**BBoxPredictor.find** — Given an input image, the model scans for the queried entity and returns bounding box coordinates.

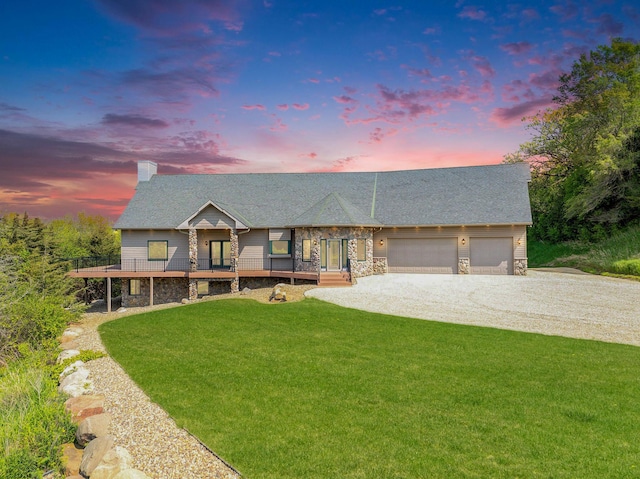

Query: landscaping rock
[90,446,132,479]
[59,367,94,397]
[76,413,112,447]
[60,340,80,351]
[270,283,287,301]
[60,329,81,343]
[60,360,85,380]
[80,435,115,478]
[113,469,152,479]
[62,442,83,476]
[241,287,251,295]
[65,395,105,423]
[181,298,190,304]
[116,307,127,313]
[57,349,81,364]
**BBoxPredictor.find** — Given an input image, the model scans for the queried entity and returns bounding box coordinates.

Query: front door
[327,239,341,271]
[210,240,231,268]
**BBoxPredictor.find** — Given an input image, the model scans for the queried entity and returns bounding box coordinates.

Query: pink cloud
[307,78,320,84]
[489,97,553,126]
[550,1,579,20]
[298,152,317,159]
[241,104,266,111]
[422,27,438,35]
[276,104,289,111]
[522,8,540,21]
[292,103,309,110]
[590,13,623,36]
[471,56,495,78]
[333,95,356,105]
[458,6,488,21]
[268,114,287,132]
[500,41,533,55]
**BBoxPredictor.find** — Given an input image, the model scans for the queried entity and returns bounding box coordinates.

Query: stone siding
[373,257,387,275]
[294,227,375,278]
[122,278,189,307]
[514,259,528,276]
[188,229,197,272]
[458,258,470,274]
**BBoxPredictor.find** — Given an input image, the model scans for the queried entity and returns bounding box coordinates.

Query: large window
[302,239,311,262]
[357,239,366,262]
[270,240,291,255]
[147,240,168,261]
[129,279,141,296]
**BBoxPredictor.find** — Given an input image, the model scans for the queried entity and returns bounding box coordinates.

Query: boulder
[60,329,80,343]
[113,469,152,479]
[116,307,127,313]
[60,360,85,380]
[76,413,112,447]
[62,442,83,476]
[240,287,251,295]
[65,395,105,423]
[79,435,115,478]
[90,446,132,479]
[57,349,80,364]
[181,298,190,304]
[59,367,94,397]
[269,283,287,301]
[59,340,80,351]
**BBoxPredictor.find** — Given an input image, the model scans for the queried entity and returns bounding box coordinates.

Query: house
[69,160,532,309]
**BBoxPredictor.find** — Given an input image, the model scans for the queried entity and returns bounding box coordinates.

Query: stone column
[458,258,470,274]
[230,229,240,293]
[188,228,198,272]
[514,259,528,276]
[188,279,198,300]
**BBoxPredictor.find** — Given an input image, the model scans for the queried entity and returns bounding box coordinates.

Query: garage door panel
[470,237,512,275]
[388,238,458,274]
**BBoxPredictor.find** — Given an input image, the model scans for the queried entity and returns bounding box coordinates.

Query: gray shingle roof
[114,163,532,229]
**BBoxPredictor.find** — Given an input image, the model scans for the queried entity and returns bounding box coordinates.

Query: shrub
[611,259,640,276]
[0,357,76,479]
[49,350,105,379]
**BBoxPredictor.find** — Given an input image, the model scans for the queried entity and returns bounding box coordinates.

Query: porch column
[149,276,154,306]
[230,229,239,293]
[188,228,198,272]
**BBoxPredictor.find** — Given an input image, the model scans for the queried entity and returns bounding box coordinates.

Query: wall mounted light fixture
[313,239,318,246]
[380,239,384,246]
[517,239,522,246]
[461,238,466,246]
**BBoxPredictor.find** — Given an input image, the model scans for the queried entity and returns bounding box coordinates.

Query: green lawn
[99,299,640,479]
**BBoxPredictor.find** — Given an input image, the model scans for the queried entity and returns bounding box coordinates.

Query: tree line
[507,38,640,243]
[0,212,119,365]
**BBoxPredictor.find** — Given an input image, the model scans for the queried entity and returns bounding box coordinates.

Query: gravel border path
[306,270,640,347]
[76,304,242,479]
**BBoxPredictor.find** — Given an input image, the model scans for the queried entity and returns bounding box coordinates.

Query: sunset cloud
[102,114,170,129]
[292,103,310,110]
[241,104,266,111]
[500,41,533,55]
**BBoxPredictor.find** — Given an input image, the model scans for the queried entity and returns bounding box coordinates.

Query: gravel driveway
[306,270,640,347]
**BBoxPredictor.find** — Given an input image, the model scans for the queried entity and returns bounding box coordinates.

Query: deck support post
[106,277,112,313]
[149,276,154,306]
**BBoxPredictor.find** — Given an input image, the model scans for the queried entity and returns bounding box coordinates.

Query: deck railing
[69,256,296,273]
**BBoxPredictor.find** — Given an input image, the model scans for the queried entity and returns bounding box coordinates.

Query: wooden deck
[68,266,319,282]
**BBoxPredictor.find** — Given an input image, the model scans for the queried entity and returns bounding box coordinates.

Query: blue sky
[1,0,639,219]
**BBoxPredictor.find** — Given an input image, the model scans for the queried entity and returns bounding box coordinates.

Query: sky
[1,1,639,221]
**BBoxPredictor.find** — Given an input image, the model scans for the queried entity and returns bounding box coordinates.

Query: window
[270,240,291,255]
[129,279,141,296]
[357,239,366,262]
[197,281,209,295]
[302,239,311,262]
[148,240,168,261]
[320,239,327,268]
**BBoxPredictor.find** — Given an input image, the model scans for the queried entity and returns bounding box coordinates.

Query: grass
[100,299,640,479]
[528,224,640,275]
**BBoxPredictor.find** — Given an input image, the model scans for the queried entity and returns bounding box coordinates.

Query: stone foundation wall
[122,278,189,307]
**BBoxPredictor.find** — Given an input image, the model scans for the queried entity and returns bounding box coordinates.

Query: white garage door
[388,238,458,273]
[470,237,513,275]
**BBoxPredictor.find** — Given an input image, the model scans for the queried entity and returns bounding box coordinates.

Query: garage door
[470,237,513,275]
[388,238,458,273]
